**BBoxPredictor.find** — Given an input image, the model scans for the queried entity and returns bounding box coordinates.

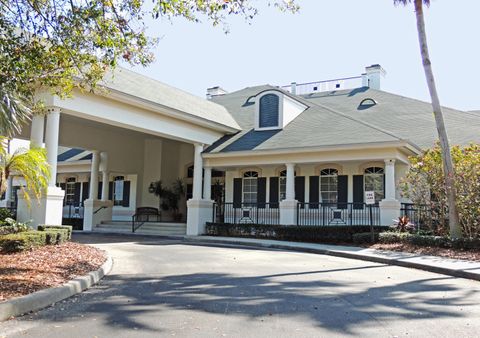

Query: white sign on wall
[365,191,376,205]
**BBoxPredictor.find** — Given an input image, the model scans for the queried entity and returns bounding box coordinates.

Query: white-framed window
[364,167,385,203]
[65,177,76,205]
[259,94,280,128]
[113,176,125,206]
[320,168,338,204]
[278,169,297,201]
[243,171,258,205]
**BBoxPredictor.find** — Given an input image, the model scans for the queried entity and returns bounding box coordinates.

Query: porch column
[84,150,113,231]
[192,143,203,200]
[89,151,100,200]
[203,167,212,200]
[384,159,396,200]
[17,108,65,227]
[45,108,61,187]
[187,143,214,236]
[100,152,109,201]
[30,114,45,148]
[280,163,298,225]
[379,158,401,226]
[285,163,295,200]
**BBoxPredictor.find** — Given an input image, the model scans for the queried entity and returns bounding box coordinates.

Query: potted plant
[148,179,185,222]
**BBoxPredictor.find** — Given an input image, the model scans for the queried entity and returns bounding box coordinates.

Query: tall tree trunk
[413,0,462,239]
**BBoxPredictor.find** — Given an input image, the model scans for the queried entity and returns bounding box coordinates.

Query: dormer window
[259,94,280,128]
[255,90,307,131]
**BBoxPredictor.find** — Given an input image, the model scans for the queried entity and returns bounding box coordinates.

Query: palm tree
[0,86,31,139]
[394,0,461,238]
[0,141,50,204]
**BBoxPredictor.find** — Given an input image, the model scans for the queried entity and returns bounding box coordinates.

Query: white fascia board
[105,88,240,133]
[51,91,226,145]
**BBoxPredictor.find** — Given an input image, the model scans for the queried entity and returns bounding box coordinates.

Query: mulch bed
[367,243,480,261]
[0,242,106,302]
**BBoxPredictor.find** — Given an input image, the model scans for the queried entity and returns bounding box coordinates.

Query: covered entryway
[14,68,240,235]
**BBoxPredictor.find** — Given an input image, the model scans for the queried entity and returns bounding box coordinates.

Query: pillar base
[17,186,65,228]
[280,199,298,225]
[186,199,214,236]
[379,199,401,226]
[83,199,114,231]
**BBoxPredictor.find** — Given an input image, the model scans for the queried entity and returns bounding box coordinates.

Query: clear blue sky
[127,0,480,111]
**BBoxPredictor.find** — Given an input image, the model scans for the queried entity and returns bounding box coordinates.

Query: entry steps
[95,220,187,236]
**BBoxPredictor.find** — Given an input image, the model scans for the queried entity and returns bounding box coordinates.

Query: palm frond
[2,146,50,203]
[0,86,32,138]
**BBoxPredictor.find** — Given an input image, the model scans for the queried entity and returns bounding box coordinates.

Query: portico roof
[101,67,241,132]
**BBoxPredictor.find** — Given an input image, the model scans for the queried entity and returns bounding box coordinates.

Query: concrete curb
[185,236,480,282]
[0,252,113,322]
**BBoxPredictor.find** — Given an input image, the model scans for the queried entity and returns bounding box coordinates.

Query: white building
[5,65,480,235]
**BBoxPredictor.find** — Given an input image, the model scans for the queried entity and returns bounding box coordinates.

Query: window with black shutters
[259,94,280,128]
[320,169,338,203]
[65,177,76,205]
[364,167,385,203]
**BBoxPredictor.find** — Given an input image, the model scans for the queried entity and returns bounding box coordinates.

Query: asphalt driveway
[1,233,479,338]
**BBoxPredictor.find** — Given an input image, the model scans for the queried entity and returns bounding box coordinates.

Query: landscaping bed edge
[0,252,113,321]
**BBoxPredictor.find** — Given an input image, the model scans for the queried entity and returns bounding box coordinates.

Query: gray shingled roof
[303,88,480,149]
[101,68,240,131]
[206,86,480,154]
[207,85,404,153]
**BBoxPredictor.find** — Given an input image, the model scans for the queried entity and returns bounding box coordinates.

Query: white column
[17,108,65,227]
[100,152,109,201]
[192,143,203,200]
[203,167,212,200]
[384,159,396,200]
[4,176,12,206]
[89,151,100,200]
[280,163,298,225]
[45,108,60,186]
[30,114,45,148]
[285,163,295,200]
[187,143,213,236]
[379,158,400,225]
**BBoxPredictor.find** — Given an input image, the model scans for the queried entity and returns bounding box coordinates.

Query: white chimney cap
[206,86,228,99]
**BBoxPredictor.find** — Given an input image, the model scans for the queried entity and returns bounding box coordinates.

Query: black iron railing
[297,202,380,226]
[401,203,441,231]
[213,202,280,225]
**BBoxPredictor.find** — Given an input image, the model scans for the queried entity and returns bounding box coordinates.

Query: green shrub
[0,231,48,253]
[0,218,30,235]
[0,208,13,222]
[38,225,73,240]
[378,232,412,244]
[352,232,379,244]
[206,223,389,244]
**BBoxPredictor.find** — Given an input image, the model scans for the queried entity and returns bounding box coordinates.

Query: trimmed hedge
[0,231,48,253]
[0,226,72,253]
[206,223,389,244]
[352,232,379,244]
[378,232,480,250]
[38,225,73,240]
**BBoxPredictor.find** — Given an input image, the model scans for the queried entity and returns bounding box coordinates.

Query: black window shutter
[257,177,267,208]
[295,176,305,203]
[108,182,113,200]
[122,181,130,207]
[309,176,319,209]
[233,178,242,208]
[337,175,348,209]
[98,182,102,200]
[59,183,66,206]
[82,182,89,203]
[353,175,364,209]
[74,183,81,206]
[269,177,279,208]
